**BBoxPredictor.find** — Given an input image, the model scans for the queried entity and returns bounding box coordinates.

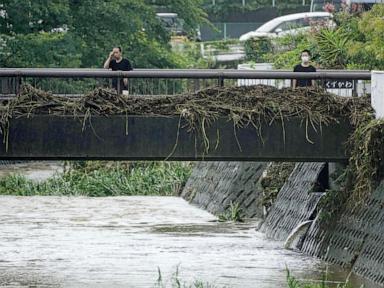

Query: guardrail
[0,68,371,97]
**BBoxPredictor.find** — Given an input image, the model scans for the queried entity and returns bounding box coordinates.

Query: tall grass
[155,267,224,288]
[0,161,193,197]
[287,269,357,288]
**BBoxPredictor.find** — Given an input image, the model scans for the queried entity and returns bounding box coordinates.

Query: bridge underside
[0,116,352,162]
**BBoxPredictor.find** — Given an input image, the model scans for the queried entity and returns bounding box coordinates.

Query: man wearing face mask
[292,50,316,89]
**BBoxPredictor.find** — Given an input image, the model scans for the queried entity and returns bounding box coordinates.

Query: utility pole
[272,0,276,7]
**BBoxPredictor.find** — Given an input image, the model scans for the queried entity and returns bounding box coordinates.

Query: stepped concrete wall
[302,181,384,284]
[181,161,267,218]
[181,161,384,285]
[261,162,326,241]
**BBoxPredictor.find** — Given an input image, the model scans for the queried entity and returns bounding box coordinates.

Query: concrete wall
[302,181,384,283]
[261,162,326,241]
[181,161,384,285]
[181,161,267,218]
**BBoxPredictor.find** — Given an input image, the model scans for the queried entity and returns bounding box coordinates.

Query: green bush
[244,37,273,63]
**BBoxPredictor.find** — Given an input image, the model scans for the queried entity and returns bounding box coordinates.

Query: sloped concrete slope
[181,161,267,218]
[302,181,384,284]
[261,162,326,241]
[353,182,384,282]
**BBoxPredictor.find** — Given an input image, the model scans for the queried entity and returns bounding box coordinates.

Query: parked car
[239,12,333,41]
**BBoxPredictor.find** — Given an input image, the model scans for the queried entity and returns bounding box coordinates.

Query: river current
[0,163,379,287]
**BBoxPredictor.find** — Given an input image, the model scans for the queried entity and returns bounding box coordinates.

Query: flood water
[0,163,380,288]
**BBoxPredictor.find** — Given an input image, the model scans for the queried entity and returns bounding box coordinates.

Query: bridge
[0,68,373,162]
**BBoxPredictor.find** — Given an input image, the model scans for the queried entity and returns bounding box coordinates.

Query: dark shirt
[293,64,316,87]
[108,58,132,90]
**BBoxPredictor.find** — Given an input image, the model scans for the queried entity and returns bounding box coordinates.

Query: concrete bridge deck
[0,115,351,162]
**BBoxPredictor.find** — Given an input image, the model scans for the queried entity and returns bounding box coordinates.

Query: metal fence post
[15,76,21,95]
[117,76,121,94]
[218,76,224,87]
[352,79,358,97]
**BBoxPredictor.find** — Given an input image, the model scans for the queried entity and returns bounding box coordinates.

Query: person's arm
[103,51,114,69]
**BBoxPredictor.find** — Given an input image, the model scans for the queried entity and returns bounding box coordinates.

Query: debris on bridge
[1,83,372,122]
[0,83,373,153]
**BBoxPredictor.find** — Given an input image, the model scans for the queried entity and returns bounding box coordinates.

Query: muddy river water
[0,163,380,287]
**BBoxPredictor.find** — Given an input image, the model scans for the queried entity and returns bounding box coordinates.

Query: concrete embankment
[181,162,384,286]
[181,161,267,219]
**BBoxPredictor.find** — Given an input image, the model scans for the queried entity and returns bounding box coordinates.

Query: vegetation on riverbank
[218,202,245,222]
[320,118,384,221]
[287,269,353,288]
[0,161,193,197]
[155,267,223,288]
[261,162,296,211]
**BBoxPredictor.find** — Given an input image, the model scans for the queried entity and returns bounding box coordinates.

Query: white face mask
[301,56,310,63]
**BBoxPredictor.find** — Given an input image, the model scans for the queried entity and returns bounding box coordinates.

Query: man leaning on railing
[103,47,133,95]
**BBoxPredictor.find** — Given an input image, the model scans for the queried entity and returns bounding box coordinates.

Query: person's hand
[109,51,114,59]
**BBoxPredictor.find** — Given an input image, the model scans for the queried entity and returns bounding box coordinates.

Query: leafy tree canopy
[0,0,208,68]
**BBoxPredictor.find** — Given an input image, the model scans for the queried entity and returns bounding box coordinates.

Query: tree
[0,0,209,68]
[0,0,70,34]
[346,4,384,69]
[146,0,208,33]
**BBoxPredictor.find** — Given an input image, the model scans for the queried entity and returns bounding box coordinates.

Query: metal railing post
[15,76,21,95]
[352,79,358,97]
[218,76,224,87]
[117,76,121,94]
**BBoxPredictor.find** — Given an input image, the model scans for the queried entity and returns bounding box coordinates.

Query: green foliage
[0,161,193,197]
[0,0,209,69]
[172,41,211,69]
[1,32,82,67]
[286,268,355,288]
[148,0,208,34]
[0,0,70,34]
[218,202,244,222]
[268,4,384,70]
[261,162,295,210]
[270,33,314,69]
[346,4,384,70]
[346,119,384,206]
[315,28,350,68]
[320,118,384,223]
[244,37,273,63]
[155,267,223,288]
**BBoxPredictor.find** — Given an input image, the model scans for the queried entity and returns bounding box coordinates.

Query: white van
[239,12,333,41]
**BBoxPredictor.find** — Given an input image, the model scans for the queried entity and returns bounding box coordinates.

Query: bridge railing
[0,68,371,98]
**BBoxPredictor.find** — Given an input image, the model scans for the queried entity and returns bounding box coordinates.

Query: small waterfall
[284,220,313,250]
